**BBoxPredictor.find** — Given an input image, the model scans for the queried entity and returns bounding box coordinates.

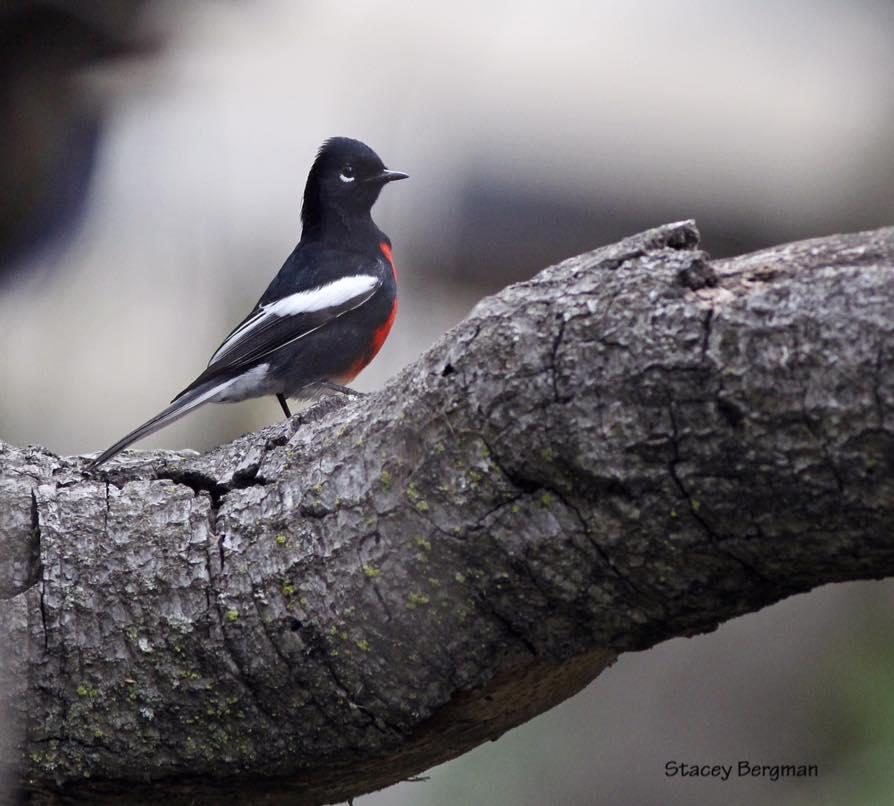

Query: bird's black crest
[314,136,381,166]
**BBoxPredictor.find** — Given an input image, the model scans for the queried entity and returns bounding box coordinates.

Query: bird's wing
[172,271,382,401]
[212,272,382,367]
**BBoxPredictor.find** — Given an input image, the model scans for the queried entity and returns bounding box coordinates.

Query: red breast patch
[338,245,398,383]
[380,242,397,279]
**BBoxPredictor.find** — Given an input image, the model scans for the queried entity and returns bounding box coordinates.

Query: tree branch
[2,220,893,804]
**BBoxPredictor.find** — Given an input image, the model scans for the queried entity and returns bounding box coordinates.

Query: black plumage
[86,137,407,470]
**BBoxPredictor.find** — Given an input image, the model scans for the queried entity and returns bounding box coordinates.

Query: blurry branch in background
[2,221,894,804]
[0,0,157,278]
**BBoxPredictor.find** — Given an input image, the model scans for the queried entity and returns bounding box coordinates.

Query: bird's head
[301,137,407,233]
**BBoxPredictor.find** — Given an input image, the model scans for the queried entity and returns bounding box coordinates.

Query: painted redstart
[86,137,407,469]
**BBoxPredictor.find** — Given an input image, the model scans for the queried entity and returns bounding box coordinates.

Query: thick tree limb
[2,220,894,804]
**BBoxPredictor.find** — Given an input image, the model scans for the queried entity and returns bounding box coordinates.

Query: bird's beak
[369,169,409,184]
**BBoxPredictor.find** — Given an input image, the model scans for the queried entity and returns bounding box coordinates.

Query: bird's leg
[277,393,292,418]
[319,382,367,398]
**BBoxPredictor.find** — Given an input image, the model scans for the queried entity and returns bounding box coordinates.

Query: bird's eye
[339,165,355,183]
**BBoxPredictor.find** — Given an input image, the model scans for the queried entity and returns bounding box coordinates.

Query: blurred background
[1,1,893,803]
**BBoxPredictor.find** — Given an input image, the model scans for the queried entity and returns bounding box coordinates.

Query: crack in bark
[547,485,672,624]
[370,581,394,623]
[476,595,539,659]
[700,307,714,358]
[666,401,769,583]
[217,531,226,575]
[799,389,845,495]
[550,314,569,404]
[478,437,657,614]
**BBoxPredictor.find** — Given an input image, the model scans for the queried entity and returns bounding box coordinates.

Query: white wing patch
[263,275,379,317]
[210,275,379,364]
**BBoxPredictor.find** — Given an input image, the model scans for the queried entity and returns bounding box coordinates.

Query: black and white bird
[86,137,407,469]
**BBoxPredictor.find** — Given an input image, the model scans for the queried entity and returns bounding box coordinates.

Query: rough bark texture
[2,220,894,804]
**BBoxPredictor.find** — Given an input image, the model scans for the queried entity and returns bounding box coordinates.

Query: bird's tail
[84,380,227,470]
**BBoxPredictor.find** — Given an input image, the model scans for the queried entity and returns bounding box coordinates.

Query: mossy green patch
[226,610,240,623]
[406,592,430,609]
[356,639,370,651]
[362,564,381,578]
[274,534,288,546]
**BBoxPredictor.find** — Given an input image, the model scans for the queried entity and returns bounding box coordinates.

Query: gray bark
[2,220,893,804]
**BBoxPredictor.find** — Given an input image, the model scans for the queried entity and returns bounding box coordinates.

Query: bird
[85,137,407,470]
